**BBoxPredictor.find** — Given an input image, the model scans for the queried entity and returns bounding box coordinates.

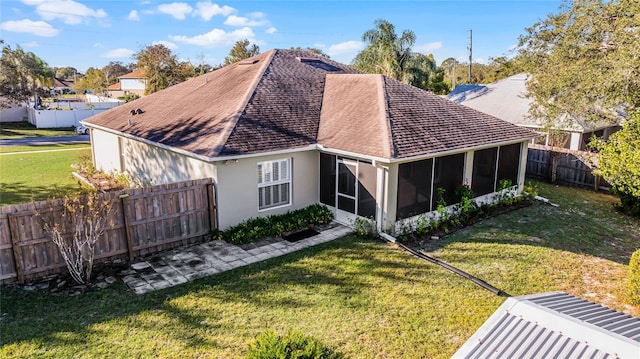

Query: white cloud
[93,42,104,47]
[103,48,135,58]
[157,2,193,20]
[414,41,442,53]
[265,26,277,34]
[194,1,235,21]
[170,27,256,48]
[22,0,107,25]
[224,13,268,27]
[327,41,364,56]
[22,41,39,48]
[128,10,140,21]
[474,57,487,65]
[152,40,178,50]
[0,19,58,37]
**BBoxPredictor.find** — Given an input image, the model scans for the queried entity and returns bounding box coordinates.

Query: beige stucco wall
[91,129,121,173]
[120,137,217,185]
[91,129,217,185]
[215,151,319,230]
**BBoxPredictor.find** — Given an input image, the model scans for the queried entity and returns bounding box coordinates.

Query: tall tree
[352,19,416,82]
[102,61,130,85]
[134,44,194,94]
[290,46,330,58]
[74,68,107,95]
[53,67,78,79]
[224,39,260,65]
[0,42,54,108]
[518,0,640,127]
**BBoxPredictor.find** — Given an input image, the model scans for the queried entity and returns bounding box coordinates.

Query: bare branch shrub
[36,192,115,284]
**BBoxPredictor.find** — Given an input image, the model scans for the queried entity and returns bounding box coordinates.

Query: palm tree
[354,19,416,82]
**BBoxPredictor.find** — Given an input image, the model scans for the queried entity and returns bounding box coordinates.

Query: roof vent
[297,56,322,63]
[238,59,259,65]
[129,109,136,115]
[136,108,144,114]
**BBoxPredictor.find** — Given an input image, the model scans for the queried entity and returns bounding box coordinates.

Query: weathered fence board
[0,178,215,284]
[526,144,607,190]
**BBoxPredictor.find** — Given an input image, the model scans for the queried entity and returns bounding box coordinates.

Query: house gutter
[379,232,508,297]
[82,125,536,166]
[387,137,536,164]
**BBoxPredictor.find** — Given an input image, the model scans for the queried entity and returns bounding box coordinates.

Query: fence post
[206,182,217,231]
[8,215,25,284]
[120,194,135,261]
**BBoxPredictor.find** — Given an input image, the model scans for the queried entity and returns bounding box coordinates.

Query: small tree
[37,192,115,284]
[591,111,640,216]
[224,39,260,65]
[627,249,640,305]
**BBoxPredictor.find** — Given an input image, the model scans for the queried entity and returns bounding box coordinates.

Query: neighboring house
[83,49,536,231]
[107,70,146,98]
[447,73,622,151]
[453,291,640,358]
[50,77,75,95]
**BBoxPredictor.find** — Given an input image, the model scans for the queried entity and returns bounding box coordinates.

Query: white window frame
[257,158,292,211]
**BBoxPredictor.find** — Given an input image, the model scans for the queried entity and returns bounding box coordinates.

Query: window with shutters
[257,158,291,210]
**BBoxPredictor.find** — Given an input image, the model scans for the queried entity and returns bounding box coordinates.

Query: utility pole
[468,29,472,83]
[452,60,457,89]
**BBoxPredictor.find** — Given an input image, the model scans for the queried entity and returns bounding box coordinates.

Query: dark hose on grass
[380,233,509,297]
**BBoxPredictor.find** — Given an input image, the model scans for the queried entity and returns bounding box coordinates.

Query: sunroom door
[336,158,358,224]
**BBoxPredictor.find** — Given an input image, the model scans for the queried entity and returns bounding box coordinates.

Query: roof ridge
[377,75,394,158]
[211,49,277,156]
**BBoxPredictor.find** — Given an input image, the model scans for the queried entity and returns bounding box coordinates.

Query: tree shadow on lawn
[415,201,639,265]
[0,236,420,350]
[0,182,81,206]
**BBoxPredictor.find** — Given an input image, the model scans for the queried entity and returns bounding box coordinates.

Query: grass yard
[1,182,639,358]
[0,122,76,138]
[0,146,89,205]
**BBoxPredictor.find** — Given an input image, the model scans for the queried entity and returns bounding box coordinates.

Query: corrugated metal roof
[453,292,640,359]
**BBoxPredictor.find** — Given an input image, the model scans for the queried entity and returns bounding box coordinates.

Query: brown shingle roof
[118,70,146,79]
[84,49,537,160]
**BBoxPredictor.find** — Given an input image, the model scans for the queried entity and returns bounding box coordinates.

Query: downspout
[379,232,508,297]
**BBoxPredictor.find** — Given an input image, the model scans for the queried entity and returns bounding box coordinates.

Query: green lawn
[0,146,89,205]
[1,182,638,358]
[0,122,76,138]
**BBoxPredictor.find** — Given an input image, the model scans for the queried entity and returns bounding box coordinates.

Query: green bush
[218,204,334,244]
[627,249,640,305]
[245,330,344,359]
[352,217,378,238]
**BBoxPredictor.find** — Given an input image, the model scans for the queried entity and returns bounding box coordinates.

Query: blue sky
[0,0,562,73]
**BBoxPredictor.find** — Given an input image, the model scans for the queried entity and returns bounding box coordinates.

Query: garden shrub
[353,216,378,238]
[217,204,334,244]
[245,330,344,359]
[627,249,640,305]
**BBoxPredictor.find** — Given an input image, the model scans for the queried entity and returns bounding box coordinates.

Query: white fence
[0,106,28,122]
[27,108,109,128]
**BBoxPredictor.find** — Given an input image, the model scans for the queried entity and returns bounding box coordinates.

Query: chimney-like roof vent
[296,56,322,63]
[238,59,259,65]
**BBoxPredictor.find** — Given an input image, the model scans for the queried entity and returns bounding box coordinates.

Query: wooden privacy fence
[0,178,216,284]
[526,144,608,190]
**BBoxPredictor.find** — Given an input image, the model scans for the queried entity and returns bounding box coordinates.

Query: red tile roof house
[82,49,537,232]
[106,69,147,98]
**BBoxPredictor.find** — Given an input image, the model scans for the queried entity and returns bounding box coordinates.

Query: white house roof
[448,74,533,127]
[447,74,623,133]
[453,291,640,359]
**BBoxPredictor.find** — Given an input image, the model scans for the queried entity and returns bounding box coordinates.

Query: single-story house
[107,70,146,98]
[82,49,537,231]
[50,77,75,95]
[447,73,622,151]
[453,291,640,358]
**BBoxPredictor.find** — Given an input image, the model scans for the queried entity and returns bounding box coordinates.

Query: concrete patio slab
[120,223,351,294]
